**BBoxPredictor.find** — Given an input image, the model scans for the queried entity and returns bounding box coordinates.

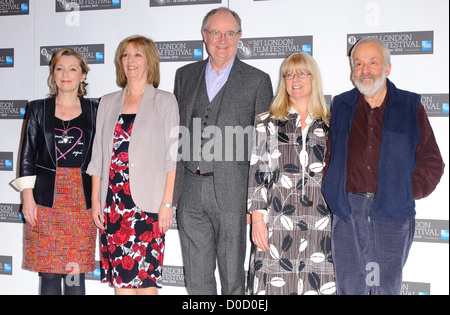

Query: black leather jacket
[19,97,98,209]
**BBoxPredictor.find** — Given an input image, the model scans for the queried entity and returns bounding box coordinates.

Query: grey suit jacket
[173,57,273,212]
[87,84,179,214]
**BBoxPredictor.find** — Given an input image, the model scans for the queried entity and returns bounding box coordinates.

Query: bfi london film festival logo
[0,256,13,275]
[0,48,14,68]
[237,36,313,60]
[85,261,101,281]
[40,44,105,66]
[150,0,220,7]
[157,41,203,62]
[55,0,120,12]
[347,31,434,55]
[161,265,185,287]
[421,94,449,117]
[83,262,185,285]
[0,152,13,171]
[0,0,29,16]
[414,219,449,244]
[0,100,27,119]
[55,0,120,26]
[0,203,23,223]
[400,282,431,295]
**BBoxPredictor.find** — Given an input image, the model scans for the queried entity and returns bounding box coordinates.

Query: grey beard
[352,73,386,98]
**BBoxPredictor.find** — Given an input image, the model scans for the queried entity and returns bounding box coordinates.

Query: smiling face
[285,65,312,104]
[202,10,242,71]
[53,55,86,95]
[121,42,149,84]
[351,42,391,98]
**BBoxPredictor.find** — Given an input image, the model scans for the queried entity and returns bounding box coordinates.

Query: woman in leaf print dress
[247,52,335,295]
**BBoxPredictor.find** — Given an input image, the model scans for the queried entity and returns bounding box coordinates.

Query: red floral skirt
[23,167,96,274]
[100,114,165,289]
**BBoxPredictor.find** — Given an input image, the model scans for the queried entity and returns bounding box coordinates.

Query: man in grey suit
[173,7,273,295]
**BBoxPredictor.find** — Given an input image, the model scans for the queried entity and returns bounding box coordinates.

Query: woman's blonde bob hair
[114,35,160,88]
[269,52,330,125]
[47,47,90,97]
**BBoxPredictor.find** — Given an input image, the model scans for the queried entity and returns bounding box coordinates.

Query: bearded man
[322,38,444,295]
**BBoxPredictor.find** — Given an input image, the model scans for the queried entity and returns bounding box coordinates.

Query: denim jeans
[332,192,415,295]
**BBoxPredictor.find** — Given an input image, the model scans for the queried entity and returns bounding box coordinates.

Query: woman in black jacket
[11,48,98,295]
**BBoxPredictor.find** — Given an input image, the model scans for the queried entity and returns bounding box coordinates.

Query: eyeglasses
[284,73,311,80]
[204,29,241,40]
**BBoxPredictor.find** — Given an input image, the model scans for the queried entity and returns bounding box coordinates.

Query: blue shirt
[205,57,235,102]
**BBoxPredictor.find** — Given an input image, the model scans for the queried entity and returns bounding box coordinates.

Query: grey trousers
[177,169,247,295]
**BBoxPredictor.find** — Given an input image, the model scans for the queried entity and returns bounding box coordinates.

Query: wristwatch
[161,202,174,208]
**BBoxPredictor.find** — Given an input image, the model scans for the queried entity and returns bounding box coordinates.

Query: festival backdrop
[0,0,448,295]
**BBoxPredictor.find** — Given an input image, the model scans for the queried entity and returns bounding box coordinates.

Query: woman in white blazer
[87,35,179,295]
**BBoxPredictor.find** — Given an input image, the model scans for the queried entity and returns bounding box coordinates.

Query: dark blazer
[15,97,98,209]
[173,57,273,212]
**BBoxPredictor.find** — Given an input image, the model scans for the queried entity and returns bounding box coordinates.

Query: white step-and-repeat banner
[1,0,448,295]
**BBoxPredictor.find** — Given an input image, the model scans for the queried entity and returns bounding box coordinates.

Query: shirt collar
[206,57,235,77]
[288,106,313,124]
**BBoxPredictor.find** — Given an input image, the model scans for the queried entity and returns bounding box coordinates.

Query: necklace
[56,97,80,119]
[61,119,71,143]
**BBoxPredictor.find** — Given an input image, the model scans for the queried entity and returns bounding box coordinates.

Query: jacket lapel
[107,89,126,162]
[43,97,57,167]
[184,60,207,130]
[80,97,92,168]
[134,84,156,128]
[217,57,243,115]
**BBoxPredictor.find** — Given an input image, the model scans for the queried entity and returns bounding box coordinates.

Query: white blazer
[87,84,179,214]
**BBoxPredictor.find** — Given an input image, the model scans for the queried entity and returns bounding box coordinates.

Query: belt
[196,169,214,177]
[356,192,375,198]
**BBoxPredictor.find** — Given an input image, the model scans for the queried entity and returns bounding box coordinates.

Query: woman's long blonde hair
[269,52,330,125]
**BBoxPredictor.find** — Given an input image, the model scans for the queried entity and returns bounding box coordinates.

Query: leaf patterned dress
[247,110,336,295]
